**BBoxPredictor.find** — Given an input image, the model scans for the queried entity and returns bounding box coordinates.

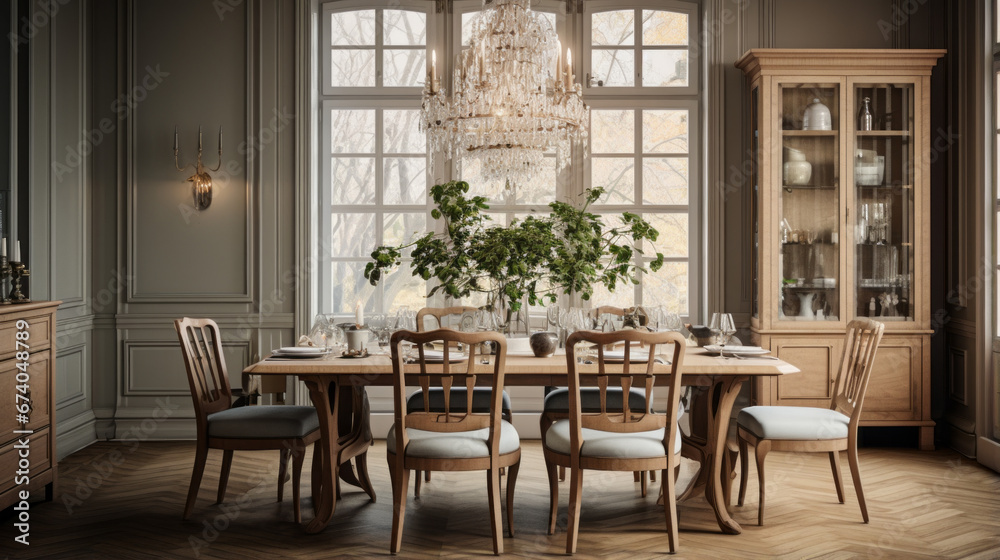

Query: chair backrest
[563,329,687,453]
[390,328,507,447]
[174,318,233,427]
[416,306,479,332]
[830,318,885,424]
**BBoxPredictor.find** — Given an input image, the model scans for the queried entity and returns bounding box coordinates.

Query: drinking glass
[708,312,722,345]
[720,313,737,347]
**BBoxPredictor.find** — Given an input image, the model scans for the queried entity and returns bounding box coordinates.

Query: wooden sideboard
[0,301,60,511]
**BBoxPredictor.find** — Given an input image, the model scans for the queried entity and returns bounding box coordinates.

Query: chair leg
[217,450,234,504]
[566,466,584,554]
[277,448,290,503]
[722,446,734,507]
[425,470,431,482]
[292,445,306,523]
[487,467,504,555]
[829,451,845,504]
[559,465,566,482]
[847,444,869,523]
[640,470,648,498]
[650,470,656,482]
[390,466,410,554]
[414,470,422,497]
[505,459,520,538]
[545,458,559,535]
[754,440,771,526]
[634,471,641,483]
[662,466,678,554]
[184,443,209,519]
[737,436,749,507]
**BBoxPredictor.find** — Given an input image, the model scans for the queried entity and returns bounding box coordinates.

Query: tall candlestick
[355,301,364,328]
[430,50,438,93]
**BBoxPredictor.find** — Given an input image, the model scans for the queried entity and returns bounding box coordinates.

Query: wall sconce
[174,125,222,210]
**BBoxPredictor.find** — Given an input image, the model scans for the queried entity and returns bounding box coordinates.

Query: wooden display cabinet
[736,49,944,450]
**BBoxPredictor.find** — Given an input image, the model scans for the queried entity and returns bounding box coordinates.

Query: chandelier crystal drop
[420,0,589,194]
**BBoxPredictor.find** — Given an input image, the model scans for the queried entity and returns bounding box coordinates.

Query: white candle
[1,238,6,258]
[430,50,438,93]
[14,241,20,262]
[555,39,562,81]
[355,301,364,327]
[566,48,573,89]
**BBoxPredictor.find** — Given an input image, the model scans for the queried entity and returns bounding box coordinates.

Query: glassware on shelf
[858,96,873,131]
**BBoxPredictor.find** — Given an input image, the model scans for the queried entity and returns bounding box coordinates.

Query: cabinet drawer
[0,427,52,497]
[0,312,52,360]
[0,351,52,435]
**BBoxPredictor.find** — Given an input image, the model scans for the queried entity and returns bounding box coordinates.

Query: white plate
[704,345,770,356]
[600,349,651,363]
[275,346,326,354]
[417,350,468,363]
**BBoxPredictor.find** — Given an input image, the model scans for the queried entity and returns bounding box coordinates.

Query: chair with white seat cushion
[410,306,513,496]
[736,318,884,525]
[543,329,687,554]
[387,328,520,555]
[174,317,322,522]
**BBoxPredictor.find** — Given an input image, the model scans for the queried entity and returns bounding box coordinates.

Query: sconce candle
[175,124,223,210]
[1,238,6,258]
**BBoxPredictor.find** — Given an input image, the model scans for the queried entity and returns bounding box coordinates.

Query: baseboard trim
[56,411,98,460]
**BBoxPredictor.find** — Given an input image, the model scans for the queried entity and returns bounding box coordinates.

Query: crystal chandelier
[420,0,589,193]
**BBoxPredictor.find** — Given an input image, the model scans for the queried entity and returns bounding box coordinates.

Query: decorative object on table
[420,0,588,195]
[801,98,832,130]
[174,125,223,211]
[686,324,714,347]
[782,146,812,185]
[365,181,663,332]
[529,331,558,357]
[858,96,873,130]
[796,292,816,318]
[344,325,369,354]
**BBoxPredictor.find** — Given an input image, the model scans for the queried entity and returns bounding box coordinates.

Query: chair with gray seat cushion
[411,306,513,496]
[174,317,323,522]
[736,318,884,525]
[387,328,520,555]
[543,329,687,554]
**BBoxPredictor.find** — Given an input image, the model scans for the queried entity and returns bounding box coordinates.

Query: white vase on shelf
[802,98,832,130]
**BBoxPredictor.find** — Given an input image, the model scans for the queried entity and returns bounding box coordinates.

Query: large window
[317,0,700,318]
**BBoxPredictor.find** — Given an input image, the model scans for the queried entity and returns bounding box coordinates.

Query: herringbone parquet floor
[1,440,998,559]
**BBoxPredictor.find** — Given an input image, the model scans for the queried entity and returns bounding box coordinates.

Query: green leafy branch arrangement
[364,181,664,319]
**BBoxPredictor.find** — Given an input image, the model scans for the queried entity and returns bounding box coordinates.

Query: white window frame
[582,0,699,98]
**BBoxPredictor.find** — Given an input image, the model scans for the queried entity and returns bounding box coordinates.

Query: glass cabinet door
[853,83,915,322]
[777,83,841,322]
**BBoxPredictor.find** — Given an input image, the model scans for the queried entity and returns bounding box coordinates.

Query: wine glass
[708,312,722,346]
[720,313,737,348]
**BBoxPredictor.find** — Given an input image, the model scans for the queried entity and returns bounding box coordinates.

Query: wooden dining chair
[541,305,659,493]
[387,328,520,555]
[543,329,687,554]
[174,317,321,522]
[736,318,885,525]
[409,306,512,496]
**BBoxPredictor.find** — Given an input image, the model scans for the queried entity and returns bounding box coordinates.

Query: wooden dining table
[244,345,798,536]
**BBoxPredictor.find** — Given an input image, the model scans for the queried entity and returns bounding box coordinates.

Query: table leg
[704,375,747,535]
[302,377,339,534]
